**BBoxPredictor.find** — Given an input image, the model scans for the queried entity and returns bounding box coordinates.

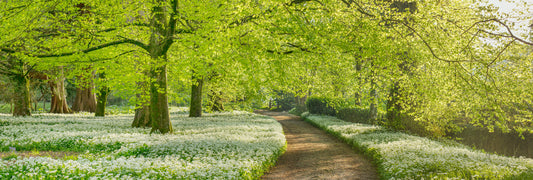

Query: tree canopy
[0,0,532,135]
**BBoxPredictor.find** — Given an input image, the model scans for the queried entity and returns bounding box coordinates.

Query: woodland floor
[255,110,379,180]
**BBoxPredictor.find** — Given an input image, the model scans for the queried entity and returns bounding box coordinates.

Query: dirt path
[256,110,379,180]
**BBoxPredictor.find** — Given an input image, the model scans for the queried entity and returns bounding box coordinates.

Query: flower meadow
[302,113,533,180]
[0,109,286,179]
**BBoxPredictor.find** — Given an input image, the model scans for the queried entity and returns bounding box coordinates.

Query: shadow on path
[255,110,379,180]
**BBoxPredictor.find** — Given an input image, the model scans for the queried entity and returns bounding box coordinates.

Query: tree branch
[340,0,376,18]
[266,49,294,54]
[392,19,467,63]
[288,0,313,6]
[162,0,179,54]
[474,19,533,46]
[36,38,149,58]
[0,47,16,54]
[76,50,139,63]
[287,43,312,53]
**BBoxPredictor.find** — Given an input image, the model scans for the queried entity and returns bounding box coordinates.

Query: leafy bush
[336,107,373,124]
[305,97,336,116]
[288,105,307,116]
[303,114,533,179]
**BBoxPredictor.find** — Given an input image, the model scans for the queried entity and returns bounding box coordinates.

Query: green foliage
[306,97,335,116]
[288,105,306,116]
[336,108,373,124]
[1,153,18,161]
[105,105,135,115]
[0,0,531,151]
[305,96,349,116]
[270,91,298,112]
[0,103,11,114]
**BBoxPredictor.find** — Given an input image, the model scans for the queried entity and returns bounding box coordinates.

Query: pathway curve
[256,110,379,180]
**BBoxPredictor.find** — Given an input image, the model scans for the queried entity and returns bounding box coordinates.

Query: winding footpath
[256,110,379,180]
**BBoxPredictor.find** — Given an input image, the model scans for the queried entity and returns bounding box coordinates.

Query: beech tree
[0,54,32,116]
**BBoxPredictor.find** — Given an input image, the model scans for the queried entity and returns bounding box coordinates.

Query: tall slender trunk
[354,56,363,106]
[369,72,378,122]
[12,75,31,116]
[189,74,203,117]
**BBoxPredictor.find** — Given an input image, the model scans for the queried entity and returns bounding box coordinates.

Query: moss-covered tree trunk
[145,1,177,134]
[149,63,171,133]
[95,85,110,117]
[12,75,31,116]
[189,75,204,117]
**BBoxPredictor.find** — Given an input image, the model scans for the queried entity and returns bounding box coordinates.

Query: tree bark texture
[133,105,151,127]
[95,86,110,117]
[72,67,97,112]
[48,76,72,113]
[12,75,31,116]
[72,86,97,112]
[189,75,204,117]
[149,64,171,133]
[145,1,175,134]
[132,76,152,127]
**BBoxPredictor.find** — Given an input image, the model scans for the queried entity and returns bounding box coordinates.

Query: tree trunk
[189,74,204,117]
[369,77,378,122]
[95,86,110,117]
[145,0,177,134]
[133,105,151,127]
[12,75,31,116]
[72,86,97,112]
[132,77,151,127]
[149,63,171,133]
[72,68,97,112]
[49,76,72,113]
